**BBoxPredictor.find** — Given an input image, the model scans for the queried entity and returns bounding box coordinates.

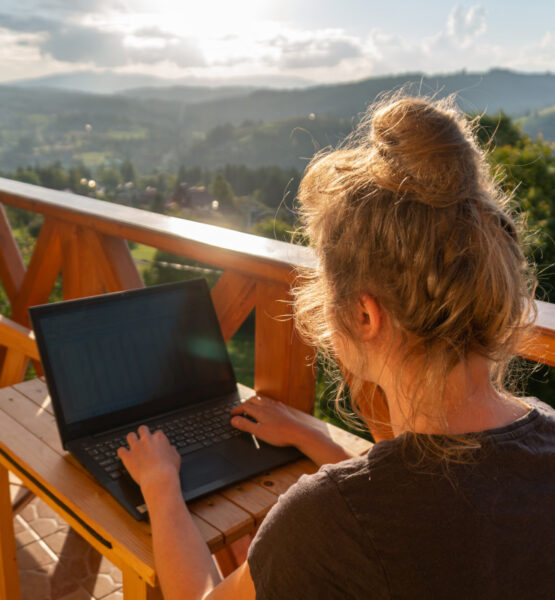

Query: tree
[475,111,523,148]
[476,114,555,406]
[120,160,136,183]
[210,173,234,212]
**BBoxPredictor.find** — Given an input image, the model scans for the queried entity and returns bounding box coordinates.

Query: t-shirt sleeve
[247,469,389,600]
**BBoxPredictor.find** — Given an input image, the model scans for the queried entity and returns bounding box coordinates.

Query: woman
[118,96,555,599]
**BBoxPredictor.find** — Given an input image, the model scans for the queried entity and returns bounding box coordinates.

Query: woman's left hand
[117,425,181,492]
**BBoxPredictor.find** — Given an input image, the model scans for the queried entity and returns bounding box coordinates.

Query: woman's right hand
[230,394,357,466]
[230,394,310,448]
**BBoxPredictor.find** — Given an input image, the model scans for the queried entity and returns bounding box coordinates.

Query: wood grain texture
[0,464,21,600]
[219,481,278,526]
[91,232,144,292]
[0,316,39,360]
[121,566,163,600]
[0,387,62,454]
[0,204,25,306]
[517,301,555,366]
[11,218,62,326]
[254,281,316,411]
[60,223,84,300]
[189,494,254,544]
[0,350,28,388]
[251,465,300,496]
[12,378,52,412]
[211,270,256,342]
[0,178,313,284]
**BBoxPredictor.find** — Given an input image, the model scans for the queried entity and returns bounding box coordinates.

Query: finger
[252,394,276,404]
[234,401,263,420]
[231,415,259,435]
[126,431,138,446]
[117,446,128,459]
[138,425,151,438]
[153,429,168,441]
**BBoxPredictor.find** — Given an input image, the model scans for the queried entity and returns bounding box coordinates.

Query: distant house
[173,183,216,212]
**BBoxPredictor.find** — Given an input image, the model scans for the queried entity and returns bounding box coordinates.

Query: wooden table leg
[122,566,163,600]
[0,464,21,600]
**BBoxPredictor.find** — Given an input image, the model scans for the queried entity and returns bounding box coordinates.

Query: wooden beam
[59,223,105,300]
[0,178,313,285]
[83,229,144,292]
[60,223,83,300]
[0,350,28,388]
[11,218,62,326]
[122,567,163,600]
[254,281,316,411]
[0,204,25,306]
[0,316,39,361]
[0,464,21,600]
[517,300,555,367]
[211,270,256,342]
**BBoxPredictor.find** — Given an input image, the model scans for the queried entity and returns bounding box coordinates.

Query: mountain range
[0,68,553,173]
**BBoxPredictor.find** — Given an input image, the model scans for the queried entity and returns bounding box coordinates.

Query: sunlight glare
[147,0,267,37]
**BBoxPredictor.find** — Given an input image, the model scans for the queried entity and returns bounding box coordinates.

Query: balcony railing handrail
[0,177,314,284]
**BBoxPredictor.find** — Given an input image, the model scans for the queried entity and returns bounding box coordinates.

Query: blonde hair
[294,94,536,460]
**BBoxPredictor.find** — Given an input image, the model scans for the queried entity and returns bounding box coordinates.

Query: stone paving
[10,472,123,600]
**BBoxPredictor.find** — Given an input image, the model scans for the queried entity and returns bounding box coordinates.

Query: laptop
[29,279,302,521]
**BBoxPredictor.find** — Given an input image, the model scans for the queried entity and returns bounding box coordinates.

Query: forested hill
[154,69,555,130]
[1,69,554,172]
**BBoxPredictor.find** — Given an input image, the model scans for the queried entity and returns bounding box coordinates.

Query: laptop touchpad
[180,452,238,490]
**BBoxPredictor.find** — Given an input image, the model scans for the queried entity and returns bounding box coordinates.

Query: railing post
[254,280,316,411]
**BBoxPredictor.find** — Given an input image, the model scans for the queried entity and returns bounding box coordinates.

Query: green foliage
[251,217,293,243]
[519,105,555,141]
[210,173,234,211]
[487,132,555,301]
[120,160,136,183]
[142,250,221,289]
[96,165,122,189]
[475,111,523,147]
[472,114,555,406]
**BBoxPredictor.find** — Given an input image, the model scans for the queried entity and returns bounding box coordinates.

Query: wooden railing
[0,177,553,435]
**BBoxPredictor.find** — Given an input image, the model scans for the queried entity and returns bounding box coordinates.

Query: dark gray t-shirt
[248,399,555,599]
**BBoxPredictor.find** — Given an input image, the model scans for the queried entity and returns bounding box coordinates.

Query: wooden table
[0,379,371,599]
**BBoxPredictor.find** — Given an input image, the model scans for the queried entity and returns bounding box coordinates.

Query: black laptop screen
[31,280,237,440]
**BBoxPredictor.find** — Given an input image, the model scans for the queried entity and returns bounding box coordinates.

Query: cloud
[133,26,176,40]
[0,14,205,68]
[0,13,55,33]
[129,38,205,68]
[267,30,363,69]
[42,26,129,67]
[0,2,552,83]
[446,4,486,46]
[358,5,494,76]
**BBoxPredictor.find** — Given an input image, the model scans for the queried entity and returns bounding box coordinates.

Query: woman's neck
[380,354,529,437]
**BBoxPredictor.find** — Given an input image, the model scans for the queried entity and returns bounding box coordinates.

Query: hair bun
[369,98,480,207]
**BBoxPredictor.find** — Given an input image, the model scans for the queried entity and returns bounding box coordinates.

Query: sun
[141,0,269,38]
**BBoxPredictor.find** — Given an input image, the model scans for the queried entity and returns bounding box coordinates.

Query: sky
[0,0,553,85]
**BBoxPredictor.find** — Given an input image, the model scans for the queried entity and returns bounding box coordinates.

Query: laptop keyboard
[82,398,243,480]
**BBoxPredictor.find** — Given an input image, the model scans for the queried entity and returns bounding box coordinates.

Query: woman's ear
[358,295,381,341]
